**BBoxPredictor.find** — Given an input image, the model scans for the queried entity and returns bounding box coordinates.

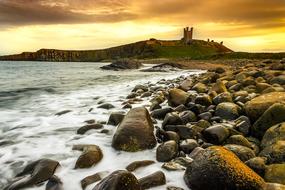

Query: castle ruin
[183,27,193,44]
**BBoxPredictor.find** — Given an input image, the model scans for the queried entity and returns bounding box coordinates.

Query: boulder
[168,88,191,106]
[156,140,178,162]
[226,135,252,148]
[259,140,285,164]
[5,159,59,190]
[179,111,197,124]
[138,171,166,190]
[194,94,212,106]
[112,107,156,152]
[97,103,115,110]
[245,157,267,177]
[100,59,142,70]
[192,83,207,93]
[265,183,285,190]
[180,79,193,91]
[252,103,285,139]
[203,125,230,144]
[73,145,103,169]
[179,139,199,154]
[81,172,105,190]
[210,81,228,94]
[107,112,125,126]
[164,125,200,140]
[46,175,63,190]
[213,92,233,105]
[77,124,103,134]
[126,160,155,172]
[93,170,141,190]
[270,75,285,85]
[245,92,285,121]
[224,144,256,162]
[184,146,265,190]
[261,122,285,148]
[151,107,173,120]
[264,164,285,184]
[162,112,183,127]
[215,102,241,120]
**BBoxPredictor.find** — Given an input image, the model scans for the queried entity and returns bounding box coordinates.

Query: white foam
[0,68,204,189]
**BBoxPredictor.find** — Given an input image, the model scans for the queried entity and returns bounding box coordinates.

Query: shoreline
[2,58,285,190]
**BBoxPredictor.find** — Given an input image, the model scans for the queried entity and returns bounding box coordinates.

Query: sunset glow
[0,0,285,54]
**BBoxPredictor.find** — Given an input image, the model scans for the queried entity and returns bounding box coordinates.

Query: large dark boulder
[156,140,178,162]
[245,92,285,122]
[112,107,156,152]
[215,102,241,120]
[5,159,59,190]
[100,59,142,70]
[184,146,265,190]
[252,103,285,139]
[93,170,141,190]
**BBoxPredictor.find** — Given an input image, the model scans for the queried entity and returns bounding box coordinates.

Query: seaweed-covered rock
[184,146,265,190]
[112,107,156,152]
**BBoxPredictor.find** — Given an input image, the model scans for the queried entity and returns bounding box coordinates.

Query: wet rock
[168,88,191,106]
[126,92,138,99]
[126,160,155,172]
[179,111,197,124]
[210,81,228,94]
[132,84,148,92]
[270,75,285,85]
[165,131,180,143]
[179,79,193,91]
[245,157,267,177]
[73,145,103,169]
[198,112,212,121]
[215,67,226,74]
[265,183,285,190]
[81,172,105,190]
[107,112,125,126]
[84,119,96,124]
[97,103,115,110]
[167,186,184,190]
[213,92,233,105]
[46,175,63,190]
[93,170,141,190]
[156,140,178,162]
[203,125,230,144]
[162,112,183,127]
[138,171,166,190]
[224,144,256,162]
[194,94,212,106]
[257,83,272,93]
[235,116,251,136]
[226,135,252,148]
[245,92,285,121]
[192,83,207,93]
[151,107,173,120]
[141,91,152,98]
[101,59,142,70]
[252,103,285,139]
[112,107,156,152]
[77,124,103,134]
[55,110,72,116]
[179,139,199,154]
[259,140,285,164]
[264,164,285,184]
[184,146,265,190]
[261,122,285,148]
[5,159,59,190]
[164,125,198,139]
[122,103,132,109]
[215,102,241,120]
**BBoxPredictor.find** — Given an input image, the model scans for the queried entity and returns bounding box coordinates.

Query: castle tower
[183,27,193,44]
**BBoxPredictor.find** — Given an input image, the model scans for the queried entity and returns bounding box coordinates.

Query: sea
[0,61,203,190]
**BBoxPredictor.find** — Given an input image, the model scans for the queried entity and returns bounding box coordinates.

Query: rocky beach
[1,58,285,190]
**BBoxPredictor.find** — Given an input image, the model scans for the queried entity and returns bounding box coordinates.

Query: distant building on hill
[183,27,193,44]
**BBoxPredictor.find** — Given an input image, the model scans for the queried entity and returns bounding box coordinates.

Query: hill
[0,39,233,62]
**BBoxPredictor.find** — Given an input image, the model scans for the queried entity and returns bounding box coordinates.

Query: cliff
[0,39,233,62]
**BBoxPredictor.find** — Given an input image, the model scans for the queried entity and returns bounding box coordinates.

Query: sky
[0,0,285,55]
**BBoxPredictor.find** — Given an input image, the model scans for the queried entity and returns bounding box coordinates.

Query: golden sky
[0,0,285,55]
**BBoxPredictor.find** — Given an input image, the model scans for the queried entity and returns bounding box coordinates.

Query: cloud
[0,0,136,26]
